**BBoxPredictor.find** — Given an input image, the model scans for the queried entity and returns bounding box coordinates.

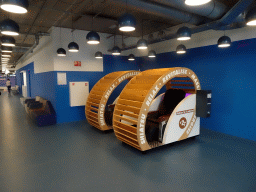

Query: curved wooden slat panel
[85,71,141,131]
[113,67,201,151]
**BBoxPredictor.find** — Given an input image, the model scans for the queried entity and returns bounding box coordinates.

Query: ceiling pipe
[144,0,227,20]
[122,0,254,51]
[110,0,206,25]
[15,35,40,66]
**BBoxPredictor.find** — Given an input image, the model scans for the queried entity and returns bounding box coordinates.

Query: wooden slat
[87,107,98,112]
[86,109,98,115]
[119,92,145,102]
[130,79,156,85]
[113,114,138,125]
[89,93,102,100]
[114,127,137,140]
[115,104,140,114]
[86,116,99,125]
[99,79,116,83]
[125,83,152,90]
[93,83,111,89]
[87,101,99,107]
[87,114,98,121]
[114,125,137,137]
[90,89,106,95]
[87,116,99,125]
[86,110,98,118]
[113,120,137,133]
[118,99,143,108]
[123,88,148,95]
[88,121,101,129]
[116,135,141,150]
[114,109,139,119]
[113,119,137,135]
[87,97,101,104]
[88,119,99,128]
[115,131,139,144]
[135,75,161,80]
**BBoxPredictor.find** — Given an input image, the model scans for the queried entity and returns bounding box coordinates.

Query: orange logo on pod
[179,117,187,129]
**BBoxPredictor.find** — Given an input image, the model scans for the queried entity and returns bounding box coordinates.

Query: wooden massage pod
[85,71,141,131]
[113,67,201,151]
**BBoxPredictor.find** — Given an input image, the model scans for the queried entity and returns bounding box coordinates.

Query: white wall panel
[123,25,256,56]
[52,27,110,72]
[69,82,89,107]
[15,34,54,73]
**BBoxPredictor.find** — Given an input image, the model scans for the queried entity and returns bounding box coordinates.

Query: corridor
[0,91,256,192]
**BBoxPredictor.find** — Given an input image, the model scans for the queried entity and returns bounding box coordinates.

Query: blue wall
[0,75,15,87]
[55,55,140,123]
[137,38,256,141]
[16,56,140,124]
[16,63,57,113]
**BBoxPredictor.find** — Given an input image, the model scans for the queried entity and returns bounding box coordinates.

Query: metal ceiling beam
[122,0,254,51]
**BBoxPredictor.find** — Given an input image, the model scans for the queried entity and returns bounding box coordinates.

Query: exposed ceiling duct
[15,35,40,66]
[122,0,255,51]
[144,0,228,20]
[110,0,206,25]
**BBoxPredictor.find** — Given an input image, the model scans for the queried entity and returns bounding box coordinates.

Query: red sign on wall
[74,61,81,67]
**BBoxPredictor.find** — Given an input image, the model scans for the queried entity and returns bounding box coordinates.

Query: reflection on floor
[0,91,256,192]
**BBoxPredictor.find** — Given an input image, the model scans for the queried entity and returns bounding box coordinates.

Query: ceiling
[1,0,255,68]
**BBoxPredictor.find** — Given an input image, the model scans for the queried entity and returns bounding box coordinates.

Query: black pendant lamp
[57,48,66,57]
[1,36,15,46]
[0,0,29,14]
[148,50,156,58]
[87,31,100,44]
[86,1,100,44]
[68,17,79,52]
[1,46,12,53]
[119,13,136,32]
[176,44,187,54]
[137,39,148,49]
[137,21,148,49]
[95,51,103,59]
[57,27,66,56]
[118,0,136,32]
[177,26,191,41]
[185,0,212,6]
[218,36,231,48]
[112,46,121,55]
[246,9,256,26]
[0,19,20,36]
[128,54,135,61]
[112,35,121,55]
[68,42,79,52]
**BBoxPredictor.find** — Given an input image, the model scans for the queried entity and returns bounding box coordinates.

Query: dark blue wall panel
[0,76,15,87]
[16,63,57,114]
[15,56,140,124]
[137,38,256,141]
[55,71,103,123]
[55,55,140,123]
